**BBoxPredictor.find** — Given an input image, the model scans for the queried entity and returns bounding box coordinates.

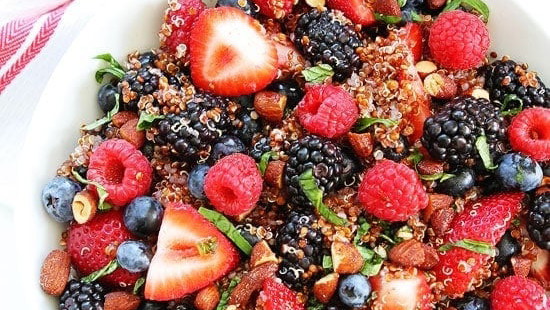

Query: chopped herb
[94,53,125,83]
[355,117,398,132]
[133,278,145,294]
[395,225,414,242]
[72,169,112,210]
[475,135,498,170]
[82,260,118,283]
[302,64,334,83]
[137,113,165,131]
[83,94,120,131]
[322,255,333,270]
[419,172,456,182]
[408,148,424,168]
[216,277,241,310]
[439,239,496,256]
[443,0,490,21]
[198,207,252,255]
[512,218,520,227]
[307,297,325,310]
[258,151,278,175]
[375,13,403,24]
[353,218,371,245]
[398,0,407,7]
[501,94,523,116]
[357,246,384,276]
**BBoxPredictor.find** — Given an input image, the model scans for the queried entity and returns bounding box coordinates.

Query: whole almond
[347,132,373,158]
[424,73,457,100]
[112,111,138,128]
[104,291,141,310]
[415,61,438,79]
[313,273,339,304]
[254,91,287,122]
[120,118,145,149]
[331,241,364,274]
[423,193,454,222]
[40,250,71,296]
[229,262,278,307]
[264,160,285,189]
[250,240,278,268]
[195,285,220,310]
[388,239,425,268]
[72,190,98,224]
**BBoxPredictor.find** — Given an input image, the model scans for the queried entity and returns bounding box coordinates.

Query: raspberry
[508,107,550,162]
[67,211,141,288]
[490,276,548,310]
[297,85,359,139]
[428,10,490,69]
[357,159,428,222]
[87,139,153,207]
[159,0,206,56]
[204,153,263,216]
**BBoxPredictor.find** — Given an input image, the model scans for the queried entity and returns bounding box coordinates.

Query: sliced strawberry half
[189,7,278,96]
[326,0,376,26]
[258,278,305,310]
[370,267,433,310]
[144,203,239,301]
[399,23,423,63]
[252,0,295,19]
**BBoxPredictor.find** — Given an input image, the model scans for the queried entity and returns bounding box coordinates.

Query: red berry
[189,7,277,96]
[204,153,263,216]
[370,267,433,310]
[491,276,548,310]
[508,107,550,162]
[428,10,490,69]
[259,278,305,310]
[358,159,428,222]
[297,85,359,139]
[67,211,141,287]
[399,23,423,63]
[251,0,295,19]
[445,192,525,245]
[159,0,206,56]
[326,0,376,26]
[87,139,152,207]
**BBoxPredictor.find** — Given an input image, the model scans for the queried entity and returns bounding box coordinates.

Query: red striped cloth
[0,1,72,94]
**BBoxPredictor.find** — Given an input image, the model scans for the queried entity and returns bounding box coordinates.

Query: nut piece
[423,193,454,222]
[229,262,278,307]
[120,118,145,149]
[72,190,98,224]
[250,240,278,268]
[415,61,438,78]
[194,285,220,310]
[313,273,339,304]
[418,244,439,269]
[430,207,455,236]
[427,0,446,10]
[424,73,458,100]
[264,160,285,189]
[417,159,445,175]
[104,291,141,310]
[347,132,374,158]
[470,88,490,100]
[389,239,425,267]
[254,91,287,122]
[331,241,364,274]
[40,250,71,296]
[112,111,138,128]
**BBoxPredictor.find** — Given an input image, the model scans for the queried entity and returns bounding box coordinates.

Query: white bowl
[15,0,550,308]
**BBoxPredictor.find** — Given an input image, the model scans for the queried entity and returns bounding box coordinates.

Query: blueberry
[232,113,259,144]
[116,240,152,273]
[97,84,119,113]
[124,196,164,237]
[436,168,475,197]
[338,274,371,307]
[41,176,82,222]
[215,0,259,17]
[495,230,520,265]
[188,164,210,199]
[267,80,304,108]
[453,295,490,310]
[210,136,246,162]
[496,153,543,192]
[138,51,156,68]
[138,301,167,310]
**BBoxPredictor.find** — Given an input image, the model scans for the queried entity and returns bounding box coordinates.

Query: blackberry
[59,279,105,310]
[421,97,507,167]
[230,110,260,145]
[155,94,239,161]
[294,9,363,82]
[276,210,323,290]
[249,137,272,160]
[482,59,550,108]
[527,192,550,250]
[285,135,346,206]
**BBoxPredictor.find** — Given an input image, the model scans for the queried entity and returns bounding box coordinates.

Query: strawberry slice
[399,23,423,63]
[370,267,432,310]
[189,7,278,96]
[373,0,402,17]
[258,278,305,310]
[326,0,376,26]
[251,0,295,19]
[144,203,239,301]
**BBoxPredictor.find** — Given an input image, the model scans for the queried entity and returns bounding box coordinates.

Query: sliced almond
[254,91,287,123]
[40,250,71,296]
[424,73,457,100]
[229,262,278,307]
[313,273,339,304]
[250,240,278,268]
[470,88,490,100]
[389,239,425,268]
[194,285,220,310]
[264,160,285,189]
[347,132,374,158]
[104,291,141,310]
[415,61,437,79]
[331,241,364,274]
[72,190,98,224]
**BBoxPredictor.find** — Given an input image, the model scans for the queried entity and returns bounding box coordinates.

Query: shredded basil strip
[439,239,496,256]
[137,113,165,131]
[353,219,371,245]
[500,94,523,116]
[357,246,384,276]
[258,151,278,175]
[475,135,498,170]
[94,53,125,83]
[82,260,118,283]
[355,117,398,132]
[71,169,112,210]
[302,64,334,83]
[133,278,145,294]
[419,172,456,182]
[443,0,490,21]
[298,169,349,226]
[216,277,241,310]
[322,255,333,270]
[198,207,252,255]
[83,94,120,131]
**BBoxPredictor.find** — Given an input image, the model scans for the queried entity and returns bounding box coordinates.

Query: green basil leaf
[258,151,278,175]
[398,0,407,7]
[71,169,112,210]
[82,260,118,283]
[83,94,120,131]
[307,297,325,310]
[137,113,165,131]
[298,169,349,226]
[198,207,252,255]
[216,277,241,310]
[462,0,489,21]
[443,0,463,11]
[355,117,398,132]
[408,148,424,168]
[133,278,145,294]
[500,94,523,116]
[439,239,496,256]
[353,219,371,245]
[322,255,333,270]
[94,53,123,68]
[95,67,125,83]
[375,13,403,24]
[357,246,384,276]
[302,64,334,83]
[475,135,498,170]
[419,172,456,182]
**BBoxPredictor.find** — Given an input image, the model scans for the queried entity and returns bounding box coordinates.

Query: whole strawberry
[491,276,549,310]
[67,211,141,287]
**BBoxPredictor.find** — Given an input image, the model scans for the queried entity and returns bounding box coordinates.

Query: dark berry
[116,240,152,273]
[210,136,246,162]
[267,80,304,108]
[453,295,490,310]
[236,224,261,245]
[59,279,105,310]
[188,164,210,199]
[97,84,119,113]
[527,192,550,250]
[374,136,409,162]
[41,176,82,223]
[137,51,157,68]
[215,0,259,17]
[141,141,155,160]
[123,196,164,237]
[139,301,167,310]
[249,137,272,161]
[436,168,475,197]
[338,274,371,308]
[495,230,520,265]
[231,111,260,145]
[496,153,543,192]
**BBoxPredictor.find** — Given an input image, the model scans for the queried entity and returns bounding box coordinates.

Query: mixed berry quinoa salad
[37,0,550,309]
